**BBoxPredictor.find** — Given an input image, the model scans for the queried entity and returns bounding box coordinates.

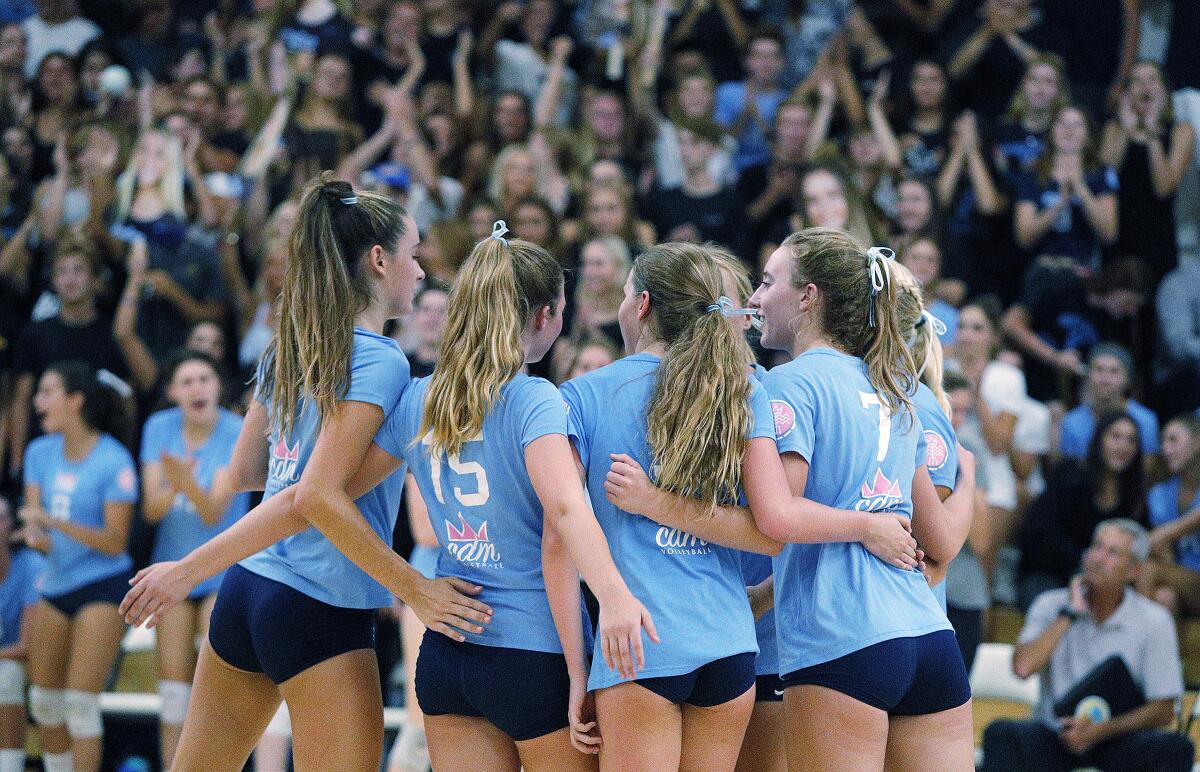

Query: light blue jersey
[240,328,410,609]
[375,373,571,653]
[738,552,777,676]
[1148,478,1200,573]
[913,383,959,611]
[0,550,45,647]
[141,408,250,597]
[24,433,138,596]
[1059,401,1159,459]
[562,353,769,691]
[764,348,951,675]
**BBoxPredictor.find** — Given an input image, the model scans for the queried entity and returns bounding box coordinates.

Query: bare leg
[280,648,384,772]
[783,685,889,772]
[63,603,126,772]
[735,701,786,772]
[595,683,682,772]
[27,602,71,756]
[884,701,975,772]
[156,600,199,768]
[424,714,521,772]
[679,686,754,772]
[516,726,599,772]
[172,641,281,772]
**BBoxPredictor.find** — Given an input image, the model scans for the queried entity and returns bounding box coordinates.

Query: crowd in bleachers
[2,0,1200,769]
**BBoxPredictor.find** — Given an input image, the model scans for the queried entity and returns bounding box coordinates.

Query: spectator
[942,0,1057,123]
[1059,343,1159,460]
[983,519,1191,772]
[7,237,130,483]
[1101,60,1196,284]
[569,236,628,343]
[1042,0,1139,121]
[761,162,875,259]
[1013,105,1119,269]
[20,0,99,79]
[1019,412,1145,608]
[1138,413,1200,617]
[714,28,787,173]
[0,494,44,772]
[994,54,1070,178]
[645,116,749,262]
[936,109,1006,295]
[888,175,941,257]
[399,284,448,379]
[1153,258,1200,418]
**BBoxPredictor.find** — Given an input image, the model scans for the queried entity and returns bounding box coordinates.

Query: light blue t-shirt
[739,551,778,677]
[240,328,410,609]
[1148,477,1200,573]
[141,407,250,597]
[562,353,770,690]
[0,550,45,647]
[763,348,951,675]
[913,383,959,611]
[714,82,787,172]
[1059,401,1159,459]
[375,373,571,653]
[24,433,138,596]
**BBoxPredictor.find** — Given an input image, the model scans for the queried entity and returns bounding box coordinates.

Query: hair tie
[706,295,763,329]
[97,368,133,399]
[340,195,358,205]
[921,309,948,337]
[865,246,895,328]
[490,220,509,246]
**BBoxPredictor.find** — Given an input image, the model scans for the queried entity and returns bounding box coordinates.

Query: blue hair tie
[706,295,763,329]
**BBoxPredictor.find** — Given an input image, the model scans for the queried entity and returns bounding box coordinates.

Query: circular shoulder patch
[771,400,796,440]
[924,430,949,472]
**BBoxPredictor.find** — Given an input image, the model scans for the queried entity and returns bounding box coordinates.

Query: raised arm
[113,239,159,392]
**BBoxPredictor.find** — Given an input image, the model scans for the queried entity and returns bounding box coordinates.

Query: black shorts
[208,564,376,684]
[636,652,756,707]
[43,571,132,617]
[754,674,785,703]
[780,630,970,716]
[415,628,571,741]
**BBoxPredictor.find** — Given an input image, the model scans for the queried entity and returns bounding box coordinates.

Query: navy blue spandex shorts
[44,571,132,617]
[636,652,756,707]
[780,630,970,715]
[415,627,572,741]
[208,564,376,684]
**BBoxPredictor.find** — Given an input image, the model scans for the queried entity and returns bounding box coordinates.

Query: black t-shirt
[646,185,751,264]
[11,314,128,381]
[1167,0,1200,90]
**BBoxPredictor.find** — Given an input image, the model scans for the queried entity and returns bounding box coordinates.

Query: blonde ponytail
[267,172,407,437]
[419,226,562,458]
[891,261,951,417]
[781,228,916,417]
[638,243,755,510]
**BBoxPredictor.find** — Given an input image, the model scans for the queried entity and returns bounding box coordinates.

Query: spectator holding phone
[983,519,1192,772]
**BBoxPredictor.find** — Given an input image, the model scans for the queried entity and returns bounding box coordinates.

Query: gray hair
[1095,518,1150,562]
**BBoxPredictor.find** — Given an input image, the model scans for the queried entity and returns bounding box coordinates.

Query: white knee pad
[64,689,103,739]
[158,679,192,725]
[0,661,25,706]
[28,685,66,728]
[388,722,429,772]
[41,751,73,772]
[0,748,25,772]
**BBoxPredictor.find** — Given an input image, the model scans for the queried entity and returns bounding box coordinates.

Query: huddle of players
[22,174,976,772]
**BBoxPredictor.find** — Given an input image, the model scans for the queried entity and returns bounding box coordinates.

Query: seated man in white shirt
[982,519,1193,772]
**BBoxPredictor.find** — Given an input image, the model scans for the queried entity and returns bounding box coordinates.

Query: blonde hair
[575,236,631,317]
[114,129,186,223]
[1006,53,1070,122]
[419,233,563,458]
[781,228,916,416]
[892,262,950,417]
[636,242,755,509]
[264,172,408,438]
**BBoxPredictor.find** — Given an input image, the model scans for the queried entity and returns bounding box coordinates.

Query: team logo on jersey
[53,472,78,492]
[771,400,796,440]
[445,513,502,567]
[268,436,301,484]
[924,430,949,472]
[117,466,136,494]
[856,468,903,512]
[655,526,712,556]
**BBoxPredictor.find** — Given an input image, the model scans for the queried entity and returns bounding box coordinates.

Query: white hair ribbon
[490,220,510,246]
[866,246,896,328]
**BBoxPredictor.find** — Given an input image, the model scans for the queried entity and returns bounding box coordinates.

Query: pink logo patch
[117,467,136,494]
[924,430,949,472]
[861,468,902,499]
[446,513,489,542]
[771,400,796,439]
